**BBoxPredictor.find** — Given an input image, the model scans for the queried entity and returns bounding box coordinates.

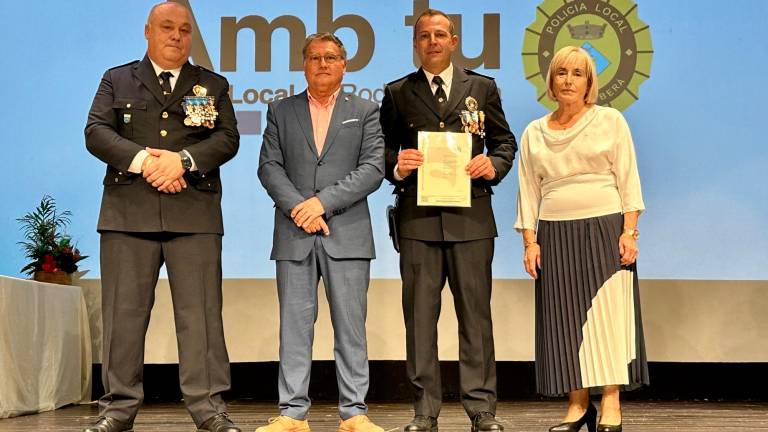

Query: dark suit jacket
[85,55,239,234]
[380,66,517,242]
[258,91,384,261]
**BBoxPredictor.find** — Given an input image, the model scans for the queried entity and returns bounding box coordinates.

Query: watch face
[179,153,192,170]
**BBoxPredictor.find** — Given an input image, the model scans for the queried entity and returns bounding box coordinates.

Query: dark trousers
[98,232,230,426]
[399,237,497,418]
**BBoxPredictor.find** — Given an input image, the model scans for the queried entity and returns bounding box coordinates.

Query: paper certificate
[417,131,472,207]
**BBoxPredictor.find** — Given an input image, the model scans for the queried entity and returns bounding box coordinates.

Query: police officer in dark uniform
[380,8,516,432]
[84,3,239,431]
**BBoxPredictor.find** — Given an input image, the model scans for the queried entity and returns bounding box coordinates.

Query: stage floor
[1,401,767,431]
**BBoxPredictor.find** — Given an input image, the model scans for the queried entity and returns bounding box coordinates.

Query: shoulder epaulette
[386,71,420,87]
[109,60,140,71]
[194,64,228,80]
[463,69,496,81]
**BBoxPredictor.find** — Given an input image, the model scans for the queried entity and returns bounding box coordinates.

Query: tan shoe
[337,415,385,432]
[255,416,310,432]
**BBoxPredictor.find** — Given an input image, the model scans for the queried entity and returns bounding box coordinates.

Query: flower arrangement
[17,195,87,279]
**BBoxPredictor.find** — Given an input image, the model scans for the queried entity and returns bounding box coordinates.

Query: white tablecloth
[0,276,92,418]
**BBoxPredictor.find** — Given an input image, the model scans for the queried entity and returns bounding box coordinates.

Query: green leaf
[16,195,85,276]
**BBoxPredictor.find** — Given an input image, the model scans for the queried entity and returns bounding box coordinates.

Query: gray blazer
[258,91,384,261]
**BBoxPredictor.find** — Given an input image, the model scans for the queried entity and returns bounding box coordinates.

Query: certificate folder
[417,131,472,207]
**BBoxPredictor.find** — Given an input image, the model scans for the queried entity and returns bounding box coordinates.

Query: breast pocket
[338,121,363,141]
[112,99,148,138]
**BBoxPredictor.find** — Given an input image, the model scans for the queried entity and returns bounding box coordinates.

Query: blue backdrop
[1,1,766,279]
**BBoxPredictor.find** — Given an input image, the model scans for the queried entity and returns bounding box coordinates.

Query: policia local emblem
[522,0,653,111]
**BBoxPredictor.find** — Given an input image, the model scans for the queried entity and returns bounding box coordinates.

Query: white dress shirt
[422,63,454,101]
[127,59,196,173]
[394,64,455,181]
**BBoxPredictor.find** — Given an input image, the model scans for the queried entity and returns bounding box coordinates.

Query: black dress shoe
[82,417,133,432]
[471,412,503,432]
[596,423,621,432]
[549,403,597,432]
[198,413,241,432]
[404,415,438,432]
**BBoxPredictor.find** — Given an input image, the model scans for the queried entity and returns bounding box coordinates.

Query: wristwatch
[622,228,640,240]
[178,151,192,171]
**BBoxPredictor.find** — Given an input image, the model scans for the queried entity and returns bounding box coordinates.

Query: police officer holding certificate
[379,8,516,432]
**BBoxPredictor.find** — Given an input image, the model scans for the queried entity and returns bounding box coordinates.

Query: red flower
[41,254,58,272]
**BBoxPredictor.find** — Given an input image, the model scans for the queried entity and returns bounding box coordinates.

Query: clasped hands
[396,149,496,180]
[141,147,187,193]
[291,197,330,236]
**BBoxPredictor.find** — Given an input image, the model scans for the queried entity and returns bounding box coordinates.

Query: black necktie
[432,75,447,107]
[159,71,173,100]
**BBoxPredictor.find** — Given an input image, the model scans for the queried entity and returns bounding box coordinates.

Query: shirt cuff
[393,164,404,181]
[128,150,149,174]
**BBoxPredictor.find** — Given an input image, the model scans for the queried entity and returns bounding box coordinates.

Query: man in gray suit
[84,3,239,432]
[256,33,385,432]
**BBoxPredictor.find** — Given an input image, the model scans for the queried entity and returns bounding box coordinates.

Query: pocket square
[341,118,360,124]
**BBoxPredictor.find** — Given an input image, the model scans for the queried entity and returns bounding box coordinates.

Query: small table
[0,275,92,418]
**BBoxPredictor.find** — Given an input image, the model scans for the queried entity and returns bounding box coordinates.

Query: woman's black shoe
[596,423,621,432]
[549,403,597,432]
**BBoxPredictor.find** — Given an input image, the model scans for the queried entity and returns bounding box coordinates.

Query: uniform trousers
[99,231,230,427]
[399,237,497,418]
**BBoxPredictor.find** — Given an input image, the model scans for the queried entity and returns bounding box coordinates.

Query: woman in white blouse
[515,46,649,432]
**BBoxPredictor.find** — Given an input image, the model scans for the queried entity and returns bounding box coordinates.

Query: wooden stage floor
[1,401,767,431]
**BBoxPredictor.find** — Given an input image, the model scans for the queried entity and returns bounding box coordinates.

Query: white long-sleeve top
[514,105,644,232]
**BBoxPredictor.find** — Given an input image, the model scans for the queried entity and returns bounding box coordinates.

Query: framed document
[417,131,472,207]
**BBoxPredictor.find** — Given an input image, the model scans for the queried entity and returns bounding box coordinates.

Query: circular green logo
[522,0,653,111]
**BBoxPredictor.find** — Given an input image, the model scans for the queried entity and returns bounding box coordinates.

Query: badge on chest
[459,96,485,138]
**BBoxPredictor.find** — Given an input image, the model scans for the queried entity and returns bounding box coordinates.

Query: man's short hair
[302,33,347,60]
[413,8,456,38]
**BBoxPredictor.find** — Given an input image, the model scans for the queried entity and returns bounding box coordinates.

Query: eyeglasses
[306,54,343,65]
